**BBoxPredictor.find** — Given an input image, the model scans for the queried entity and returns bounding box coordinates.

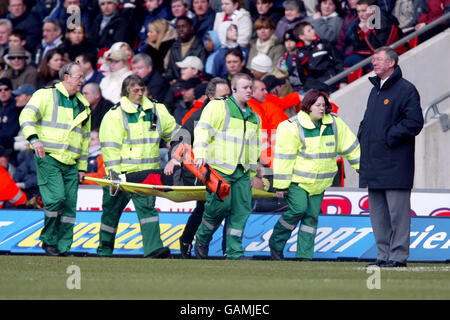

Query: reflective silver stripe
[193,142,208,149]
[20,121,36,130]
[227,228,243,237]
[140,216,159,225]
[339,139,359,156]
[207,159,236,171]
[52,88,58,123]
[23,104,42,119]
[249,163,258,171]
[275,153,297,160]
[279,217,296,231]
[101,142,122,149]
[348,157,360,165]
[121,108,130,136]
[215,132,248,145]
[331,115,338,153]
[223,100,231,132]
[298,151,337,159]
[42,141,82,155]
[123,137,160,145]
[83,132,90,139]
[273,174,292,180]
[196,121,217,136]
[44,209,61,218]
[300,224,316,235]
[67,145,82,155]
[201,218,218,231]
[104,160,121,167]
[40,120,83,135]
[10,190,24,203]
[60,216,76,224]
[293,169,337,179]
[121,157,160,165]
[79,155,88,161]
[152,102,162,137]
[101,223,117,234]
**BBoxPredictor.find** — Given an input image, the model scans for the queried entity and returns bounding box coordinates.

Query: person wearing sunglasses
[1,46,38,89]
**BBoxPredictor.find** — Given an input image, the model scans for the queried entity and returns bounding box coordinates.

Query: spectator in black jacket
[131,53,169,103]
[33,19,64,66]
[7,0,42,54]
[192,0,216,41]
[165,17,207,82]
[81,82,113,131]
[89,0,131,50]
[75,51,104,87]
[0,78,19,165]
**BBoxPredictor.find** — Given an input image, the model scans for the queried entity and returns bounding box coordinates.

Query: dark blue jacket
[358,66,424,189]
[0,99,20,151]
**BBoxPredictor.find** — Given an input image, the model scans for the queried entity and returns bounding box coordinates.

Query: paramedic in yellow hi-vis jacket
[269,89,360,261]
[98,75,179,258]
[19,62,91,257]
[193,73,261,260]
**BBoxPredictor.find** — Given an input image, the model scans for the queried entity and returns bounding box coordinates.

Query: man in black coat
[89,0,131,50]
[165,17,207,82]
[358,47,424,268]
[131,53,170,104]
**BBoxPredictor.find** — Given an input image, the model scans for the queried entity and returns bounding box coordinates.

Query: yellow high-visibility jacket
[19,82,91,171]
[193,97,261,176]
[274,111,360,195]
[99,96,178,174]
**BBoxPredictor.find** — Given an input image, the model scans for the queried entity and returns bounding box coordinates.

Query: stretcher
[83,177,276,203]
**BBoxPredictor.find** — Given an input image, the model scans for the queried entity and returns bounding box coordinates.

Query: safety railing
[325,11,450,86]
[423,91,450,132]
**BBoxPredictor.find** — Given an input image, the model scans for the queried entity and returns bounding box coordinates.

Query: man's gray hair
[0,19,12,32]
[59,62,80,81]
[375,46,399,67]
[131,53,153,67]
[121,74,146,97]
[205,77,229,97]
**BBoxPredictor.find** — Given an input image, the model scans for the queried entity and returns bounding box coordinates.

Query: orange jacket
[0,166,27,208]
[248,92,301,167]
[82,155,106,185]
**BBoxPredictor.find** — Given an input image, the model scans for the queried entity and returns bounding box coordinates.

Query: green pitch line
[0,255,448,300]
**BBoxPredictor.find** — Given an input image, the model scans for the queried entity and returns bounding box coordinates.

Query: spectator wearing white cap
[250,53,294,97]
[99,49,133,104]
[176,56,204,81]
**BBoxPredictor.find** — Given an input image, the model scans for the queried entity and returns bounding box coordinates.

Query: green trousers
[269,184,324,260]
[195,165,252,260]
[34,154,79,254]
[97,188,163,257]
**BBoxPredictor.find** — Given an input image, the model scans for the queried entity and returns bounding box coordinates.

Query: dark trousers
[368,189,412,263]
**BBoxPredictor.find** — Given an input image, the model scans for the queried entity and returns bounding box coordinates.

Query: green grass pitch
[0,255,449,300]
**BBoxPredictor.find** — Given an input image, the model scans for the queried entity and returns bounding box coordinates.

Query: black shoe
[194,241,208,259]
[381,260,407,268]
[179,240,192,259]
[269,244,284,261]
[42,243,59,256]
[59,252,74,257]
[366,260,386,268]
[147,247,171,259]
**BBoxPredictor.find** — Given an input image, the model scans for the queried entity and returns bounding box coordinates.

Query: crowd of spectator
[0,0,448,208]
